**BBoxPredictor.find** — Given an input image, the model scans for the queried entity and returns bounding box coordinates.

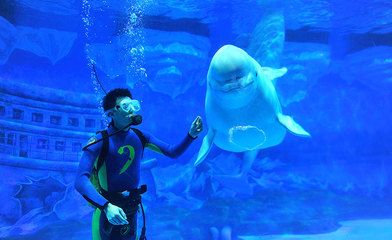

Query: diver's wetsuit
[75,125,196,240]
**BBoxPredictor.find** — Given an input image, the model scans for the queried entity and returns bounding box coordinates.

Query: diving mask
[115,98,141,113]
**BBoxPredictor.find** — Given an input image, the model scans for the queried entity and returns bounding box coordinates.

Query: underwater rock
[0,16,77,65]
[337,46,392,92]
[17,0,79,15]
[0,79,99,109]
[145,40,208,59]
[88,29,210,95]
[247,8,285,67]
[250,172,284,191]
[284,0,332,31]
[284,1,391,34]
[0,207,58,238]
[0,178,22,224]
[158,192,203,210]
[15,175,67,214]
[188,153,257,198]
[151,163,194,194]
[251,157,285,172]
[238,219,392,240]
[143,1,212,21]
[189,154,288,198]
[16,26,77,64]
[187,153,237,198]
[0,17,18,65]
[140,158,159,200]
[53,185,93,220]
[150,65,183,97]
[0,175,73,237]
[181,186,392,237]
[278,42,330,106]
[143,29,210,98]
[210,153,242,175]
[186,162,215,200]
[209,153,254,197]
[0,196,22,225]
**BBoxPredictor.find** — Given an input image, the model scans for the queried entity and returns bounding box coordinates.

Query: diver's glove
[189,116,203,138]
[104,202,129,225]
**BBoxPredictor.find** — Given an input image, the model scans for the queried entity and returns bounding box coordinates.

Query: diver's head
[103,88,142,129]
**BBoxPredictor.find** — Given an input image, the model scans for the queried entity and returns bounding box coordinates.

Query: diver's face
[110,96,140,128]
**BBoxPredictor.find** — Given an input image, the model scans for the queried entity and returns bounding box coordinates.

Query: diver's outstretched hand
[189,116,203,138]
[104,203,129,225]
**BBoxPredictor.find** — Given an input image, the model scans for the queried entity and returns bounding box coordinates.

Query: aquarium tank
[0,0,391,239]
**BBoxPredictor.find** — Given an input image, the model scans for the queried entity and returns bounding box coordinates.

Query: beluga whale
[194,44,310,194]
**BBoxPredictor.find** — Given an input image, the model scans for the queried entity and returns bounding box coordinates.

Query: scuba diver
[74,88,203,240]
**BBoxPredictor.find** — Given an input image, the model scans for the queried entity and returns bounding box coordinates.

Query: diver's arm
[74,148,109,209]
[144,116,203,159]
[145,132,195,159]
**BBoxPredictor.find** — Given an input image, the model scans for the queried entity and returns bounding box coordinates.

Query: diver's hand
[189,116,203,138]
[104,203,129,225]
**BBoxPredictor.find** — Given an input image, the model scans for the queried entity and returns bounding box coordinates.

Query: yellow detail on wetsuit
[118,145,135,174]
[92,208,102,240]
[146,143,163,154]
[98,161,108,191]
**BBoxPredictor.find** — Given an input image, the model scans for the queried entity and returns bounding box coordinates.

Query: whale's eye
[255,71,258,77]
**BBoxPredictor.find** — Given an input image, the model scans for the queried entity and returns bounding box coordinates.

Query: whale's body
[205,55,287,153]
[194,45,310,194]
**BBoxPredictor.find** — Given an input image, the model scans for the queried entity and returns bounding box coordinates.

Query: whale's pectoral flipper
[277,113,311,137]
[194,129,216,166]
[260,67,288,82]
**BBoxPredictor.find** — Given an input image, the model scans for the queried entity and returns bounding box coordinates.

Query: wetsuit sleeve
[74,136,108,209]
[143,131,197,159]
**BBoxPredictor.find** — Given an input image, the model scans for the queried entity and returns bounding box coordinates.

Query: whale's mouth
[213,73,254,93]
[225,79,253,92]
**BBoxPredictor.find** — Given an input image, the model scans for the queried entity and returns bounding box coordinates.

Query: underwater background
[0,0,391,239]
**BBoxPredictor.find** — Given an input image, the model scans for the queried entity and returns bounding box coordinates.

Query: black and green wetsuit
[75,125,196,239]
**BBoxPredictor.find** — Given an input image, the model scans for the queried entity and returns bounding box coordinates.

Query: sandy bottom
[239,219,392,240]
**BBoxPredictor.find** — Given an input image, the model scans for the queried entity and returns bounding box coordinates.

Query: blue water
[0,0,391,239]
